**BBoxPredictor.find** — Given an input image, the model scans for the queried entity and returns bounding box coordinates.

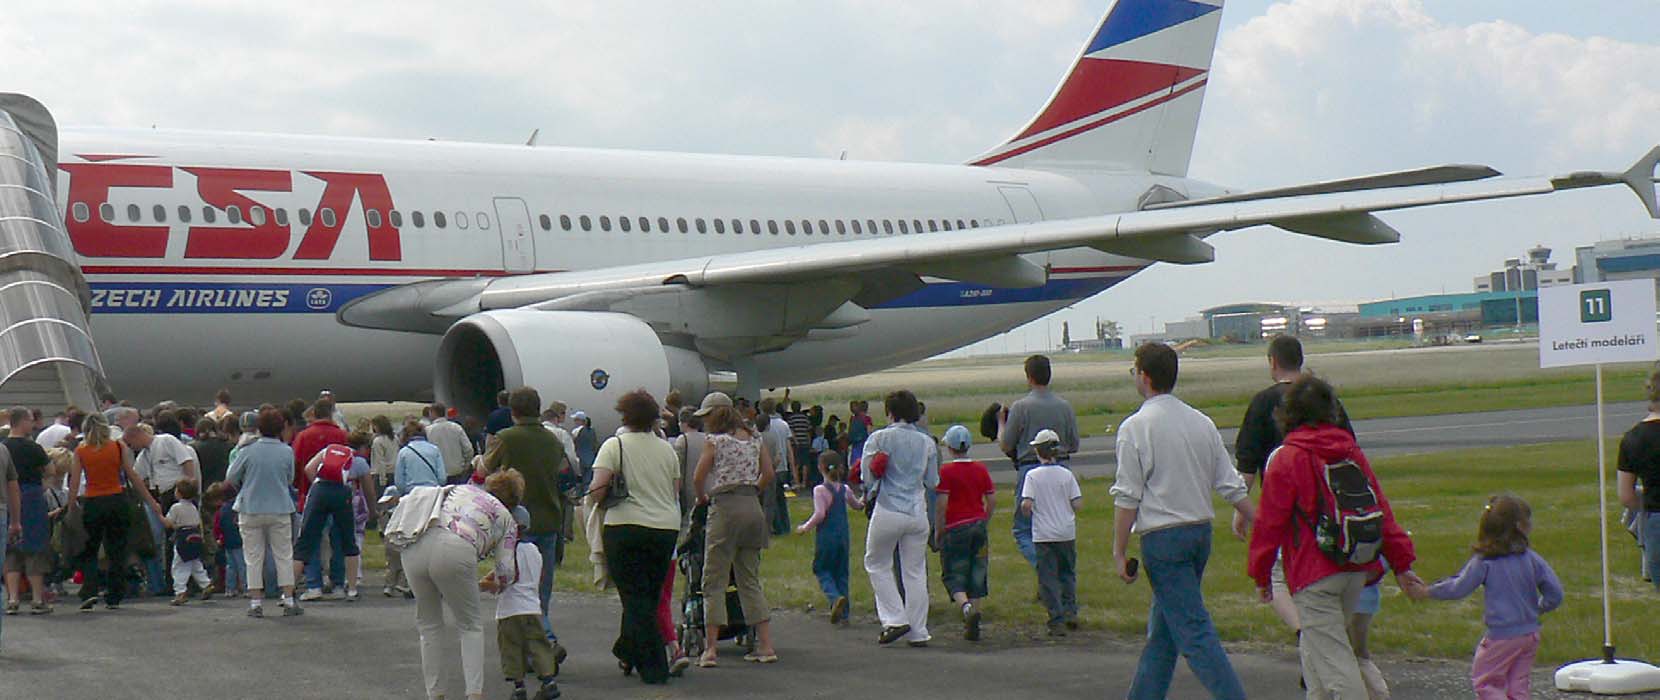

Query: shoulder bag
[598,436,630,510]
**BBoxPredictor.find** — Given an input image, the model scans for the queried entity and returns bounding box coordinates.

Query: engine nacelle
[436,310,708,433]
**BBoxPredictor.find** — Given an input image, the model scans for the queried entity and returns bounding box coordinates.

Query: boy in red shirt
[934,425,995,641]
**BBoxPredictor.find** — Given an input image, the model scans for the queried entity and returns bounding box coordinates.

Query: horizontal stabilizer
[1093,233,1213,264]
[1146,164,1501,210]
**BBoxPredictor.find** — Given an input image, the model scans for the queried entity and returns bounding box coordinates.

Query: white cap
[1030,428,1061,447]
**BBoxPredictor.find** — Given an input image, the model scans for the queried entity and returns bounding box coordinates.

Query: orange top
[77,441,125,498]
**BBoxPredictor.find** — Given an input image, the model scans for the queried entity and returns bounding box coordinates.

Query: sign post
[1541,278,1660,694]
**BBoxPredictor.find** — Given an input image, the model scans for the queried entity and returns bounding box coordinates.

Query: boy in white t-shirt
[159,478,212,606]
[1019,429,1082,636]
[483,506,560,700]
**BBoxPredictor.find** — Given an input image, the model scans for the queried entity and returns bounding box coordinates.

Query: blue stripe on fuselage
[85,275,1125,315]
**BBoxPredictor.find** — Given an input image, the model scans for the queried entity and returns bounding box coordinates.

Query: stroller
[676,503,754,657]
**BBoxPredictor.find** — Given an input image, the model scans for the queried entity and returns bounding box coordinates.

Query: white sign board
[1539,278,1660,368]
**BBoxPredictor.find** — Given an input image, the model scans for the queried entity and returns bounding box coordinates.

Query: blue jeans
[225,547,246,593]
[1012,464,1037,568]
[298,482,357,590]
[524,532,561,640]
[302,526,346,590]
[143,506,167,596]
[1128,523,1245,700]
[1644,513,1660,590]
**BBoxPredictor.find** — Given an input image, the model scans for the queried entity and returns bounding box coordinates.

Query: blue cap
[943,425,973,451]
[511,505,532,529]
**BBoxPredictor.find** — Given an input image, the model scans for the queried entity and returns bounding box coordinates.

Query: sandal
[697,653,719,668]
[743,652,779,664]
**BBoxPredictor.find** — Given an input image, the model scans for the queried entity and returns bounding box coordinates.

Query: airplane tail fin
[971,0,1224,175]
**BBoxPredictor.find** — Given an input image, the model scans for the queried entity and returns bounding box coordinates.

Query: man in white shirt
[1110,342,1253,700]
[128,423,198,508]
[424,402,476,484]
[34,411,73,450]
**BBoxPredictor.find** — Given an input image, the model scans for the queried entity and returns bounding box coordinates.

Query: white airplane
[0,0,1654,429]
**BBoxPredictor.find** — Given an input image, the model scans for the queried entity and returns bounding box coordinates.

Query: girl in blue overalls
[796,451,863,624]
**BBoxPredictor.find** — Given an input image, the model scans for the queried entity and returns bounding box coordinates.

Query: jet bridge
[0,94,107,413]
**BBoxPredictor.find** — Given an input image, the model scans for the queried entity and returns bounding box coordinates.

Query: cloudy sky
[5,0,1659,355]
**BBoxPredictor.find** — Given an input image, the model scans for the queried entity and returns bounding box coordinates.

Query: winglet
[1624,145,1660,219]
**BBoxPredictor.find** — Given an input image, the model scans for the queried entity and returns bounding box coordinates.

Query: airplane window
[969,220,979,228]
[866,219,877,234]
[785,220,796,235]
[298,208,312,227]
[225,205,242,224]
[639,217,650,233]
[768,220,778,235]
[578,215,590,231]
[883,220,893,235]
[713,219,724,234]
[658,217,669,233]
[251,206,267,226]
[538,214,551,231]
[677,217,688,234]
[413,211,425,228]
[599,215,611,232]
[178,205,192,223]
[153,205,167,223]
[434,211,447,229]
[817,220,829,235]
[276,208,290,227]
[731,219,742,234]
[71,203,89,223]
[202,207,217,224]
[913,219,923,233]
[898,220,908,235]
[559,214,571,231]
[365,209,381,228]
[456,212,469,230]
[477,212,490,230]
[957,219,966,229]
[851,219,861,235]
[98,203,114,223]
[321,208,337,228]
[620,215,632,232]
[800,219,812,235]
[835,220,846,235]
[750,219,761,235]
[929,220,939,232]
[126,204,141,222]
[389,210,402,228]
[696,218,707,234]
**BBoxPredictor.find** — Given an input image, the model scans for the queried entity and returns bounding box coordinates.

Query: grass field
[524,438,1656,665]
[774,343,1654,436]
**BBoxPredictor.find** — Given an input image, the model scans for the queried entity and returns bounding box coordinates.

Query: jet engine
[436,310,708,431]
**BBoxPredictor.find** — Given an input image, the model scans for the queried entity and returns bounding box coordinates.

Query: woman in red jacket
[1246,374,1426,698]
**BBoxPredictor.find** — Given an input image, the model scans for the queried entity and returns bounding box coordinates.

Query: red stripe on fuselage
[973,79,1207,167]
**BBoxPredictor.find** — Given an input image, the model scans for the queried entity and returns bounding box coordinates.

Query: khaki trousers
[1293,571,1368,700]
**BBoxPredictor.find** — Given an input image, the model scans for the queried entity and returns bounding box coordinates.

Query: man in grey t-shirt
[997,355,1079,568]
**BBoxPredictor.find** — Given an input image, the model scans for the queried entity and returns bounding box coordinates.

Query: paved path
[3,587,1637,700]
[971,401,1646,484]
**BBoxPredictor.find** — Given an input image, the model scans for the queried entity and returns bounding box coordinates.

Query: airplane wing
[342,146,1660,333]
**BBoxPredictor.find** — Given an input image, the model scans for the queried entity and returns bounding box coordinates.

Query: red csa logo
[60,163,401,260]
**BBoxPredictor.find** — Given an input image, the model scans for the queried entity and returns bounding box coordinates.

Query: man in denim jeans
[1,447,18,650]
[1111,343,1254,700]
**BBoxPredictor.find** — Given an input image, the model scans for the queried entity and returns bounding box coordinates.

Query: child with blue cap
[934,425,995,640]
[485,505,560,700]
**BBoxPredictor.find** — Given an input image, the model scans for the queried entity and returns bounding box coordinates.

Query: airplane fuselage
[60,127,1202,410]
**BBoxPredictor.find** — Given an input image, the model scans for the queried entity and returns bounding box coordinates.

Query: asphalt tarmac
[970,400,1648,484]
[2,586,1636,700]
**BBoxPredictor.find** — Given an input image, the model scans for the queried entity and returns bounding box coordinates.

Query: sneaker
[247,604,264,618]
[344,588,360,602]
[669,654,691,677]
[878,624,911,645]
[30,602,52,615]
[829,596,848,624]
[282,602,304,616]
[200,588,215,602]
[552,641,568,666]
[105,600,120,610]
[3,600,18,615]
[170,592,190,606]
[533,682,561,700]
[906,637,930,648]
[962,603,982,641]
[382,585,394,598]
[299,589,324,602]
[79,596,100,612]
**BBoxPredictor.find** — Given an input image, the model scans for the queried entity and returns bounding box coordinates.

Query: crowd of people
[0,334,1594,700]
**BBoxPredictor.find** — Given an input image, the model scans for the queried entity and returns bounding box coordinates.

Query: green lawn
[526,439,1656,664]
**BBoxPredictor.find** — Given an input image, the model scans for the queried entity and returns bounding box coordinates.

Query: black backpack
[1299,459,1385,566]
